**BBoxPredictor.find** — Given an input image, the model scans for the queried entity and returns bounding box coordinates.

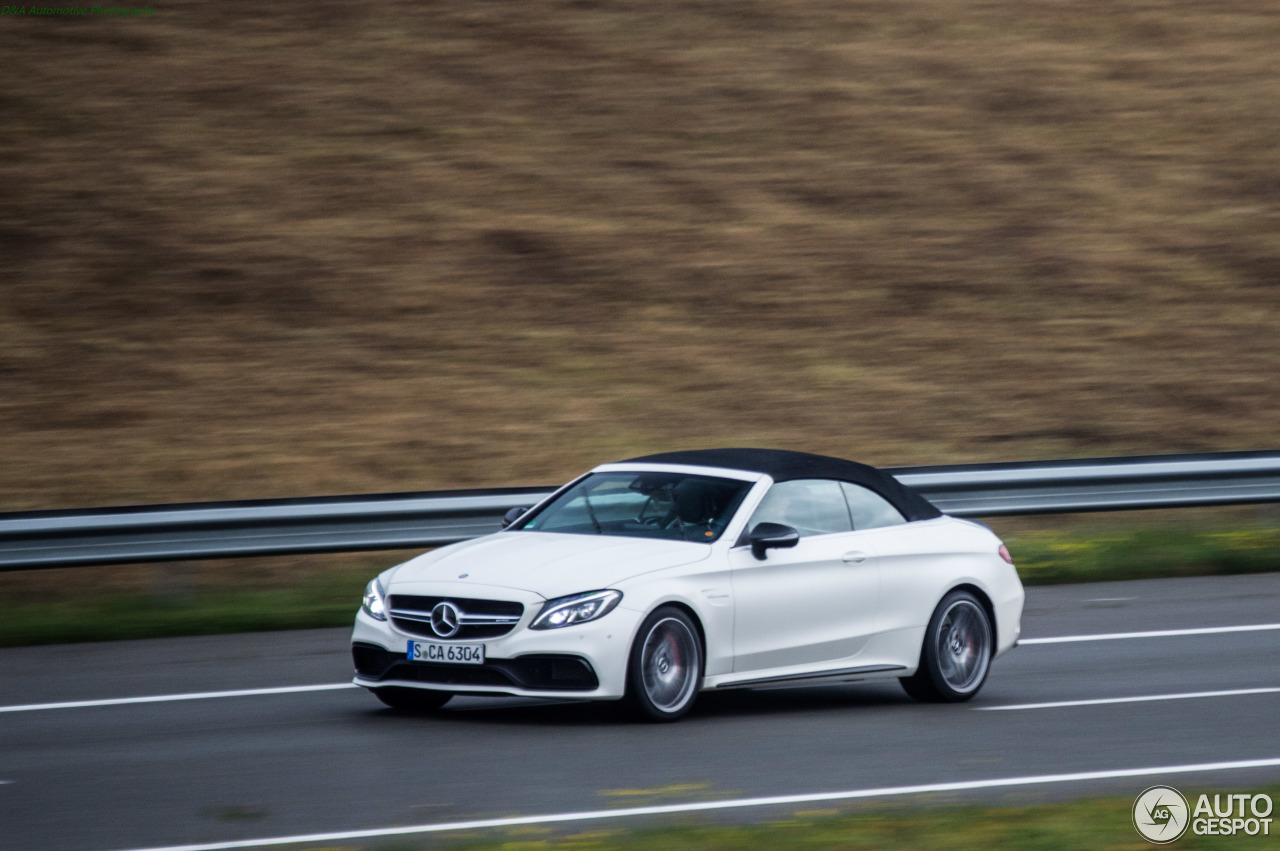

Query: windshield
[516,471,752,543]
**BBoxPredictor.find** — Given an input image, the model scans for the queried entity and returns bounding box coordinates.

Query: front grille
[353,643,598,692]
[388,594,524,640]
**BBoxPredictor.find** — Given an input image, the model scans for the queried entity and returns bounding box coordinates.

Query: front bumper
[350,602,641,700]
[353,643,600,691]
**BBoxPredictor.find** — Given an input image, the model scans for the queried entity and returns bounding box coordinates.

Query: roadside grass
[395,788,1280,851]
[0,524,1275,647]
[1009,525,1280,586]
[0,565,372,647]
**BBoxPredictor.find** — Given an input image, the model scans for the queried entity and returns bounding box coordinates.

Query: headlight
[530,590,622,630]
[361,578,388,621]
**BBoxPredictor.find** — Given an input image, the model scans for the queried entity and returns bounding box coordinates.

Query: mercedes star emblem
[430,601,461,637]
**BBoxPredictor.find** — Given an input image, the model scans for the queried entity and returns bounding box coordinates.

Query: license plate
[407,640,485,665]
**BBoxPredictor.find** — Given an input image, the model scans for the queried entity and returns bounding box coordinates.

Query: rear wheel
[372,687,452,712]
[900,590,992,702]
[624,607,703,722]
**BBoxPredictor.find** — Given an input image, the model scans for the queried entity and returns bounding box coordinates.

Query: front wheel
[624,607,703,722]
[372,687,452,712]
[900,590,993,702]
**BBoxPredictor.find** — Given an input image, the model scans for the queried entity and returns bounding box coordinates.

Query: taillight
[998,544,1014,564]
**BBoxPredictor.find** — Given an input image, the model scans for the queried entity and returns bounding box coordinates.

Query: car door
[837,481,927,666]
[728,479,882,673]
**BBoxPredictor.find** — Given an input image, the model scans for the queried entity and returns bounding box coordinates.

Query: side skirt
[713,664,907,690]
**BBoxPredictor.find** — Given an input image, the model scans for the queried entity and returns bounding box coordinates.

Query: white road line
[976,686,1280,711]
[103,757,1280,851]
[0,683,357,714]
[1021,623,1280,645]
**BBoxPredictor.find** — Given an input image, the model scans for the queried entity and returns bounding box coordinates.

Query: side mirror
[749,522,800,560]
[501,506,531,529]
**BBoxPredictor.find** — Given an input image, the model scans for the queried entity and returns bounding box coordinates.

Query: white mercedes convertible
[351,448,1024,720]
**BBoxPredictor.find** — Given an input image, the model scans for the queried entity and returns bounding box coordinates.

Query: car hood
[386,531,712,599]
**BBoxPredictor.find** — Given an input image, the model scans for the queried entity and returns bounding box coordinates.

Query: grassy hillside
[3,0,1280,513]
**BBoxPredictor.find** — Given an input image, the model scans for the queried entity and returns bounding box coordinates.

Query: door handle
[842,551,869,564]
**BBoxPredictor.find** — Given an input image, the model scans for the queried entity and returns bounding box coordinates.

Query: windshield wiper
[580,486,603,535]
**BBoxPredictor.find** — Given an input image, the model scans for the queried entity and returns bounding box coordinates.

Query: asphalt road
[2,572,1279,851]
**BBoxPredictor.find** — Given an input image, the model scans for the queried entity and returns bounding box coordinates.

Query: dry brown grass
[3,0,1280,515]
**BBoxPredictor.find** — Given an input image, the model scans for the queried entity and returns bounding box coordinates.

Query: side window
[840,482,906,530]
[748,479,852,538]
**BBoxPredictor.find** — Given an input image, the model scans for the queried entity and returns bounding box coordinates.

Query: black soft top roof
[624,448,942,522]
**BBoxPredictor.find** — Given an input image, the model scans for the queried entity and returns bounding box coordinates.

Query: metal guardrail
[0,487,557,571]
[894,450,1280,516]
[2,451,1279,571]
